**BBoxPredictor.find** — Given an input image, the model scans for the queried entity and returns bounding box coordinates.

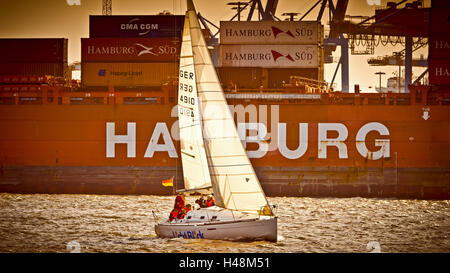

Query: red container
[81,38,180,62]
[0,63,67,77]
[428,59,450,85]
[430,8,450,34]
[89,15,184,38]
[429,34,450,59]
[375,8,429,29]
[0,39,67,63]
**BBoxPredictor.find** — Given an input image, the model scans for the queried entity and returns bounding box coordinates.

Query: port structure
[102,0,112,15]
[198,0,279,39]
[197,0,430,93]
[313,0,429,93]
[289,0,430,93]
[197,0,279,66]
[181,0,432,93]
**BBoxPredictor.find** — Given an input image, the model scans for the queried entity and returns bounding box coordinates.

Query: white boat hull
[155,215,277,242]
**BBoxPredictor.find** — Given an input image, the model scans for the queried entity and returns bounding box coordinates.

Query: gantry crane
[103,0,112,15]
[300,0,429,93]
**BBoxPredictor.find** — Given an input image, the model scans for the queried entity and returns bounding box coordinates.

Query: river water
[0,194,449,253]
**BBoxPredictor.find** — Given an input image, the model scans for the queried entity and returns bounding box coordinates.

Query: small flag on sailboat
[162,177,174,187]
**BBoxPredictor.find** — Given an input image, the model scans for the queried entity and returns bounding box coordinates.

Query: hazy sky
[0,0,429,92]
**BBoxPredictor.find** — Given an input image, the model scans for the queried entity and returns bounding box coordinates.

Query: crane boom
[102,0,112,15]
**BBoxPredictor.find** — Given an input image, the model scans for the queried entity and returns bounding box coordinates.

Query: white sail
[186,0,273,216]
[178,13,212,192]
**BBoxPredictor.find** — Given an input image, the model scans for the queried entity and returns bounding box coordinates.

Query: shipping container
[220,21,323,45]
[430,8,450,34]
[0,62,67,77]
[219,44,321,68]
[374,8,429,29]
[429,34,450,59]
[81,38,180,62]
[0,38,67,63]
[428,59,450,85]
[81,62,178,87]
[432,0,450,8]
[0,75,47,84]
[89,15,184,38]
[267,68,320,88]
[217,67,263,89]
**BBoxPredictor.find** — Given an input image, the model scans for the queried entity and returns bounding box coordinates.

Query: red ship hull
[0,87,448,198]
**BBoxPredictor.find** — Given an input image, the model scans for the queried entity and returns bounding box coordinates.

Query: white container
[220,21,323,45]
[219,44,321,68]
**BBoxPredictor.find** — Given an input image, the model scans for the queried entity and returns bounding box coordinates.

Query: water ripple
[0,194,449,253]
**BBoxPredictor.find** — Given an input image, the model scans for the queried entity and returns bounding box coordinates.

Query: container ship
[0,0,449,198]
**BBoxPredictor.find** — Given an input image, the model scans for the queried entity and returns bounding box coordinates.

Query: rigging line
[201,118,235,121]
[225,191,264,194]
[181,151,195,158]
[204,138,242,142]
[198,99,231,103]
[192,44,210,48]
[175,128,178,194]
[210,173,254,177]
[178,104,193,110]
[192,62,213,66]
[179,123,201,129]
[207,154,248,158]
[226,175,239,211]
[223,176,232,209]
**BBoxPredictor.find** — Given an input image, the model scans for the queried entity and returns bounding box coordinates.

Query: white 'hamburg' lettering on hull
[105,121,390,160]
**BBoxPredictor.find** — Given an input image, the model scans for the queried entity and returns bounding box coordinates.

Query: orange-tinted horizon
[0,0,429,92]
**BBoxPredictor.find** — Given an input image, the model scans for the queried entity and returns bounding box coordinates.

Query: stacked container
[0,38,68,77]
[81,15,184,88]
[428,0,450,89]
[218,21,324,89]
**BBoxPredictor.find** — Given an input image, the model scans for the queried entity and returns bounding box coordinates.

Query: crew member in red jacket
[169,208,179,221]
[206,195,214,207]
[174,193,185,210]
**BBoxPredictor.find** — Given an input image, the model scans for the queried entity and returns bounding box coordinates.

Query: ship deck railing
[0,83,448,106]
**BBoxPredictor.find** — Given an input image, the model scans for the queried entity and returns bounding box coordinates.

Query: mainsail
[183,0,273,216]
[177,13,212,192]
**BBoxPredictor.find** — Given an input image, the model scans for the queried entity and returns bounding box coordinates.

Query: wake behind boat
[154,0,277,242]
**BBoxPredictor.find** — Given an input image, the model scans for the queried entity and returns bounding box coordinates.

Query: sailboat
[154,0,277,242]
